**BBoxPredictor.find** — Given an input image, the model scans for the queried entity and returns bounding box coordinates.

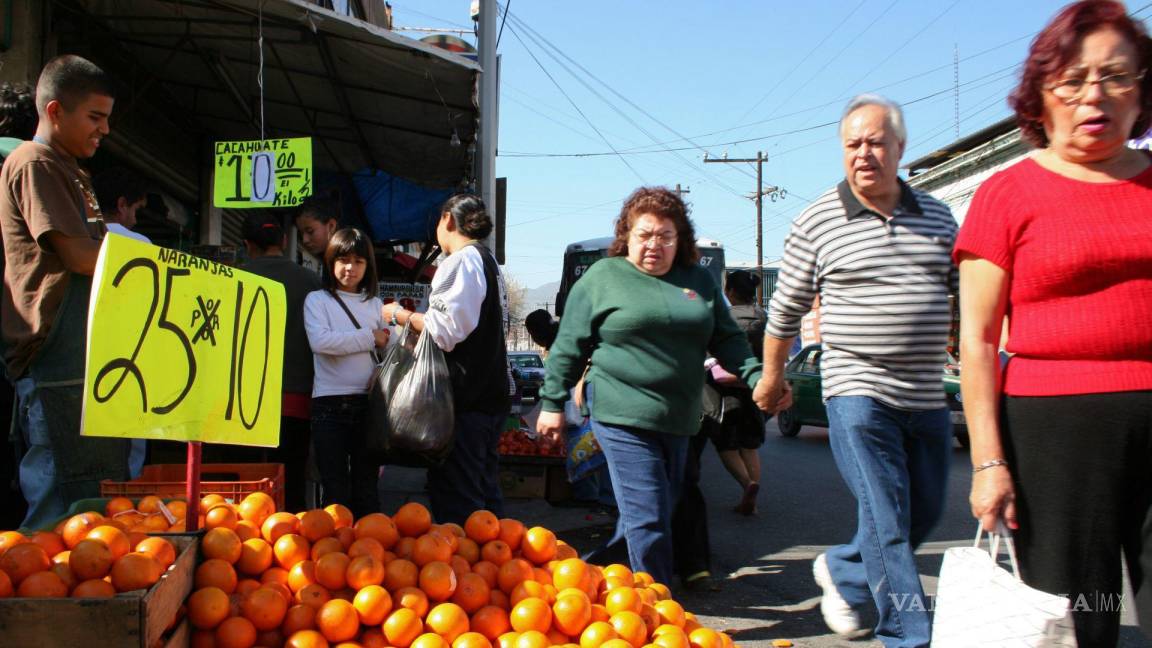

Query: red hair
[608,187,699,267]
[1011,0,1152,147]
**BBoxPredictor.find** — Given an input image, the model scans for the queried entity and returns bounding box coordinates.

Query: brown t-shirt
[0,142,95,379]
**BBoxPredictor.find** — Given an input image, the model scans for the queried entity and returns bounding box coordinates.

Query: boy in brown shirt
[0,55,127,528]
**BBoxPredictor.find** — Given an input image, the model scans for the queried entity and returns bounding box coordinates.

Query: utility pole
[673,184,690,197]
[704,152,772,307]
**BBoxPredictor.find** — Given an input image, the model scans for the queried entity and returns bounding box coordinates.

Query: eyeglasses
[630,230,678,248]
[1046,70,1145,103]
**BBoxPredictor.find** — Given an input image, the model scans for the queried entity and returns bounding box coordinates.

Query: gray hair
[840,93,907,145]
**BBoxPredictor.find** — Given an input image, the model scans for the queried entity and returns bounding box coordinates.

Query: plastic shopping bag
[931,523,1076,647]
[566,418,606,482]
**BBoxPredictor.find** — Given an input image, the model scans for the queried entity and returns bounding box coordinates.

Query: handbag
[376,323,455,466]
[931,522,1077,647]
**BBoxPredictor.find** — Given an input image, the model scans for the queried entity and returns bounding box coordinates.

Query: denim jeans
[585,417,688,587]
[824,396,951,648]
[428,410,506,526]
[311,395,379,519]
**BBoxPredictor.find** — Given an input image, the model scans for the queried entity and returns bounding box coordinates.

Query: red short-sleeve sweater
[953,156,1152,397]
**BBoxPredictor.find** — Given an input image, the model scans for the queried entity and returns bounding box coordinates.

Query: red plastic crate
[101,463,285,511]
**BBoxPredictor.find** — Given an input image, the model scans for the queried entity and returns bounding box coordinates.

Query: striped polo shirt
[766,180,958,410]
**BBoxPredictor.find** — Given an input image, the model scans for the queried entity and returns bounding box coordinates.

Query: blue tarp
[352,168,453,242]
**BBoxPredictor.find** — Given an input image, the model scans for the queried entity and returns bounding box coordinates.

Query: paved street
[379,415,1150,648]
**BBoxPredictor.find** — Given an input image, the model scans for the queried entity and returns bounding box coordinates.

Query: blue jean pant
[586,417,688,587]
[428,410,506,526]
[824,396,951,648]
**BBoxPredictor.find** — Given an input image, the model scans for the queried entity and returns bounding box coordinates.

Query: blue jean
[311,395,380,519]
[824,396,951,648]
[585,417,688,587]
[428,410,506,526]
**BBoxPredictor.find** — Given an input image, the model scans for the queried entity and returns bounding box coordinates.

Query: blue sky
[393,1,1152,300]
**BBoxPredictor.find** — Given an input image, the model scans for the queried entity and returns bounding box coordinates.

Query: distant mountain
[523,281,561,315]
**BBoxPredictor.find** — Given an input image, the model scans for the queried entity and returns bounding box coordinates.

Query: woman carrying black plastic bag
[381,194,512,525]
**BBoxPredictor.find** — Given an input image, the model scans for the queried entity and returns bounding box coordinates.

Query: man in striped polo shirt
[754,94,958,648]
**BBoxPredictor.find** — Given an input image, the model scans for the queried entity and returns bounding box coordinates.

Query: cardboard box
[0,535,197,648]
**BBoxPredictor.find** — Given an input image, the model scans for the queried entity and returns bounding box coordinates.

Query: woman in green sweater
[537,187,764,586]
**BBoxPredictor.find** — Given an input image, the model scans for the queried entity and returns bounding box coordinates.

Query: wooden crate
[0,535,197,648]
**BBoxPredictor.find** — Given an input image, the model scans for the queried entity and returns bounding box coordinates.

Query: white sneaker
[813,553,863,636]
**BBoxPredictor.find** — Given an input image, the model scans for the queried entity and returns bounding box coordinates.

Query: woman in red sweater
[954,2,1152,645]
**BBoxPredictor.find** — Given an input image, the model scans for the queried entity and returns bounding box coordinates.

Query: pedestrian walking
[955,2,1152,645]
[756,94,959,647]
[537,186,763,587]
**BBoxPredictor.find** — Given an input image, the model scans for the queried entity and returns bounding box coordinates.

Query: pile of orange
[0,506,180,598]
[184,492,738,648]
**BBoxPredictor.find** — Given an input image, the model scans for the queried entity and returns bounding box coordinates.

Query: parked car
[508,351,546,400]
[776,344,969,447]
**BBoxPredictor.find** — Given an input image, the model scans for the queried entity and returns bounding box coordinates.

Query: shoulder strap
[332,293,361,329]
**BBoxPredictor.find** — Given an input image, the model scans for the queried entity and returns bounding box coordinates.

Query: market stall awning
[59,0,481,188]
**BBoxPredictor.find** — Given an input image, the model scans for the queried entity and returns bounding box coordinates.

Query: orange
[237,492,275,526]
[394,586,431,617]
[346,554,385,590]
[453,631,494,648]
[552,558,593,593]
[275,534,312,569]
[451,555,473,579]
[243,585,290,631]
[203,528,243,564]
[29,531,66,558]
[686,628,724,648]
[61,513,103,549]
[288,560,317,592]
[0,570,10,597]
[600,640,634,648]
[295,583,332,610]
[420,560,459,602]
[282,603,318,636]
[495,632,519,648]
[610,611,647,647]
[648,582,671,601]
[72,577,117,598]
[347,537,386,563]
[137,495,164,515]
[310,537,344,562]
[426,602,470,643]
[196,558,239,593]
[394,502,433,538]
[653,600,685,628]
[511,631,548,648]
[639,604,661,637]
[361,627,389,648]
[480,540,512,567]
[355,512,400,549]
[384,607,425,648]
[496,558,534,595]
[206,505,239,531]
[2,541,51,585]
[555,543,578,561]
[470,605,511,640]
[314,552,351,591]
[299,510,337,543]
[413,533,454,566]
[263,580,294,604]
[237,578,261,596]
[510,580,550,607]
[509,597,552,634]
[104,496,135,516]
[68,538,113,581]
[580,621,618,648]
[166,499,189,520]
[464,510,501,544]
[605,587,643,615]
[652,628,689,648]
[111,552,163,592]
[384,558,419,591]
[234,520,261,542]
[315,598,359,643]
[284,629,330,648]
[472,561,499,588]
[50,561,77,591]
[433,525,462,551]
[602,564,633,582]
[333,526,356,551]
[236,538,274,576]
[215,615,258,648]
[136,536,178,569]
[452,572,492,613]
[263,512,302,544]
[395,536,416,561]
[189,586,232,630]
[456,537,481,565]
[412,633,451,648]
[323,504,353,529]
[632,572,654,588]
[552,593,592,636]
[489,589,510,610]
[352,584,393,625]
[497,520,525,551]
[16,570,68,597]
[50,549,70,567]
[519,528,556,565]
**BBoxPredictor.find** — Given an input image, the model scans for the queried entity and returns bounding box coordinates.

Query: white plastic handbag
[931,522,1077,647]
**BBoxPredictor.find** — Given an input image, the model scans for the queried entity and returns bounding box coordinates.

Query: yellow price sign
[83,236,286,446]
[213,137,312,208]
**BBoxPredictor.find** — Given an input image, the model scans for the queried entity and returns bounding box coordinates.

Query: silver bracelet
[973,458,1009,474]
[391,309,401,326]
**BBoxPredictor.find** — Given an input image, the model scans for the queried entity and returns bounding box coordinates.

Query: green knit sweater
[540,257,763,436]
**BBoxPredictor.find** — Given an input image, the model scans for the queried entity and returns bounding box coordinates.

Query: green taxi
[776,344,968,447]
